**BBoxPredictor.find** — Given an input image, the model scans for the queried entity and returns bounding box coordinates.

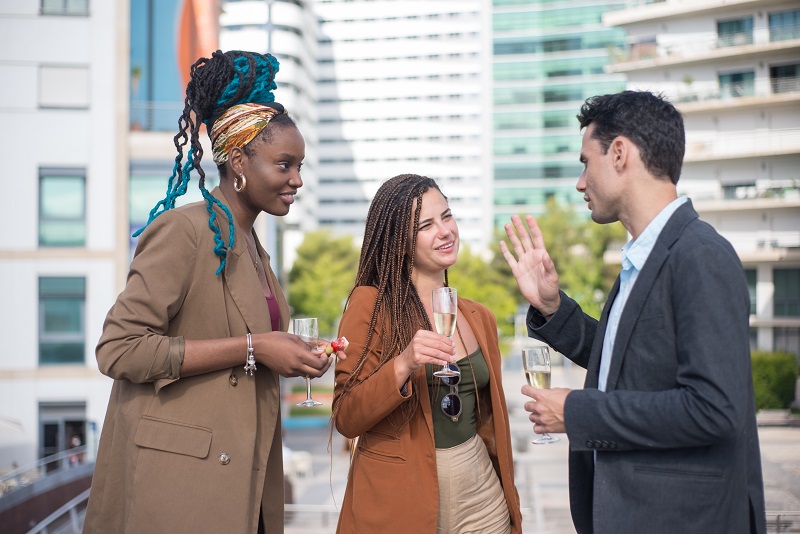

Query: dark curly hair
[577,90,685,184]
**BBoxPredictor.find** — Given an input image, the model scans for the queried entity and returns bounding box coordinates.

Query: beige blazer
[333,286,522,533]
[84,188,290,533]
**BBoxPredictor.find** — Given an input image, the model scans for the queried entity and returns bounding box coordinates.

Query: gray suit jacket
[528,201,766,534]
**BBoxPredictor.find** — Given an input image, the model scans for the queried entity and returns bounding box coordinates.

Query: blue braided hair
[133,50,281,275]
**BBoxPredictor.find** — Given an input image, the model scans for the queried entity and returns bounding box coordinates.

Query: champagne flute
[294,318,323,407]
[522,346,560,444]
[432,287,459,378]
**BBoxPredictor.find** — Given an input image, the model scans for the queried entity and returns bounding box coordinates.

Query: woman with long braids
[84,50,335,533]
[332,174,522,533]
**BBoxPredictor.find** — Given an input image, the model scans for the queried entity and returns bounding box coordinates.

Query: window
[745,269,756,315]
[39,277,85,365]
[769,9,800,42]
[41,0,89,16]
[40,65,89,108]
[719,71,755,99]
[774,268,800,317]
[39,169,85,247]
[717,17,753,47]
[129,169,219,257]
[39,402,87,468]
[770,63,799,94]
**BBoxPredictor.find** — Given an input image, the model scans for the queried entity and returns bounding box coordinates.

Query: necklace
[450,323,481,424]
[245,244,260,272]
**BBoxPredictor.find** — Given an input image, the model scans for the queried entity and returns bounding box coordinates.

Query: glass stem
[306,378,313,400]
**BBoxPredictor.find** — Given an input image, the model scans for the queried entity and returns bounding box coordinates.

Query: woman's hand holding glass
[393,330,456,389]
[250,331,331,379]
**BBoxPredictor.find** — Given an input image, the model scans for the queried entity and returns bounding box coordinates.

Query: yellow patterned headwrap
[210,103,285,166]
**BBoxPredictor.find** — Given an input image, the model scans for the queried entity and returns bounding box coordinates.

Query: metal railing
[0,446,88,499]
[767,511,800,533]
[26,488,89,534]
[20,491,800,534]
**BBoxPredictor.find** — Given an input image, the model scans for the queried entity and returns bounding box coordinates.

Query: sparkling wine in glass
[432,287,459,378]
[294,318,323,407]
[522,346,559,444]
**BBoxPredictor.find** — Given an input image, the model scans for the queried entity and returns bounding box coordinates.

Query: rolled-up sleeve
[96,211,197,392]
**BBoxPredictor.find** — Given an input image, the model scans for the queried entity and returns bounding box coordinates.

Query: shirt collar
[620,196,688,272]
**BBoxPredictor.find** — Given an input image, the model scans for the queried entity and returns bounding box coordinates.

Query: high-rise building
[0,1,127,468]
[605,0,800,358]
[314,0,493,252]
[218,0,319,273]
[491,0,628,229]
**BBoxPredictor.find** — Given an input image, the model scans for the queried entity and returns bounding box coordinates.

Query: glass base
[297,398,323,407]
[532,433,560,445]
[433,368,460,378]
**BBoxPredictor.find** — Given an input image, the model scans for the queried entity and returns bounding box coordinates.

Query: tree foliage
[287,230,359,337]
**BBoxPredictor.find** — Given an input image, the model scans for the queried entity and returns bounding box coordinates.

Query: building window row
[319,114,481,124]
[41,0,89,16]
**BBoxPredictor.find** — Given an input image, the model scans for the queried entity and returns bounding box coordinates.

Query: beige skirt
[436,434,511,534]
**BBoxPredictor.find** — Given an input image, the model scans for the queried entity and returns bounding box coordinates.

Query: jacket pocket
[634,464,723,480]
[358,429,405,463]
[134,416,212,459]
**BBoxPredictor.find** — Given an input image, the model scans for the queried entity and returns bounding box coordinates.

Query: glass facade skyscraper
[492,0,626,229]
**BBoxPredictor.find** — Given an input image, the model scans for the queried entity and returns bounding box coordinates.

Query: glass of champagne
[432,287,459,378]
[522,346,560,444]
[294,317,323,407]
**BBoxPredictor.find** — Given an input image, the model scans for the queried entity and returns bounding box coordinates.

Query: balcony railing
[673,76,800,104]
[610,24,800,65]
[685,128,800,161]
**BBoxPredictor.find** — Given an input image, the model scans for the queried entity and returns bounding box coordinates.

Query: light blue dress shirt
[598,196,688,392]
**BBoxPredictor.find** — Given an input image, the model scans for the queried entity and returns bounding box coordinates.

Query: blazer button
[229,374,238,387]
[218,453,231,465]
[586,440,594,448]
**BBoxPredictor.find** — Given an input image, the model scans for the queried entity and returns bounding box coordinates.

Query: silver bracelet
[244,332,257,376]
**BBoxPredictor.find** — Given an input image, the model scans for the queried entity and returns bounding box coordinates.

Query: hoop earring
[234,173,247,193]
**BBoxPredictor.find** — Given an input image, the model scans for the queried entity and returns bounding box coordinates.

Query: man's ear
[611,137,629,171]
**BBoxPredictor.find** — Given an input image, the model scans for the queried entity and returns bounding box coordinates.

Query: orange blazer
[333,286,522,533]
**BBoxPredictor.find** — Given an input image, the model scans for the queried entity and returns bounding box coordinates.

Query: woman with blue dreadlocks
[84,50,335,534]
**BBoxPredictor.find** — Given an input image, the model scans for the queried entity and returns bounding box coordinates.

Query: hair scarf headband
[210,103,285,166]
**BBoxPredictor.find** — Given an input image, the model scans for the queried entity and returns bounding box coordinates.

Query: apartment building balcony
[605,0,791,27]
[674,76,800,113]
[606,30,800,72]
[684,128,800,162]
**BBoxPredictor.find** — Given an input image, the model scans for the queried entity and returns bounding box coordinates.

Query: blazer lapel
[210,188,270,334]
[604,243,668,391]
[603,201,698,391]
[586,277,620,389]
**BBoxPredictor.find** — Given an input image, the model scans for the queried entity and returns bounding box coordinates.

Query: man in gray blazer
[500,91,766,534]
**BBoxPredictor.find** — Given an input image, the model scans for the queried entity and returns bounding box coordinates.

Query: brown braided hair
[332,174,447,424]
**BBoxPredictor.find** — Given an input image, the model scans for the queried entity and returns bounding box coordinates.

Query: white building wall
[314,0,492,252]
[0,0,124,468]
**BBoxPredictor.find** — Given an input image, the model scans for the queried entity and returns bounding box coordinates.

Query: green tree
[448,245,518,338]
[288,230,359,337]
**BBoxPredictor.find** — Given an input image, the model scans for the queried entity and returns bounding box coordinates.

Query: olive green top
[427,346,490,449]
